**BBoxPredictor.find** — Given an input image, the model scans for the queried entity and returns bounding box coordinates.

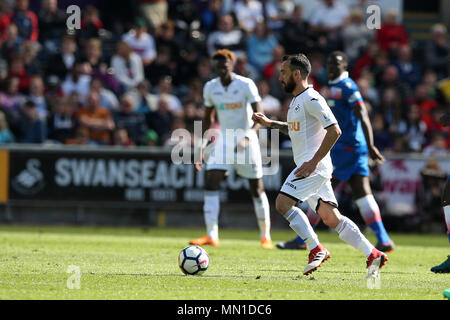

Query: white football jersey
[203,73,261,133]
[287,86,338,178]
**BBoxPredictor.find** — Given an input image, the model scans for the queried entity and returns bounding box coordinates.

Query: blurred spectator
[436,66,450,105]
[37,0,66,54]
[378,87,403,130]
[309,0,349,52]
[352,41,379,80]
[61,61,91,103]
[196,57,213,85]
[1,23,22,62]
[356,75,379,108]
[372,112,392,151]
[233,0,263,34]
[155,76,182,114]
[168,0,199,42]
[113,94,147,145]
[146,95,174,145]
[423,107,450,146]
[22,40,42,76]
[47,97,77,143]
[265,0,294,33]
[111,41,144,92]
[342,8,374,64]
[139,0,168,29]
[17,100,46,143]
[0,110,14,143]
[74,91,115,145]
[28,75,48,119]
[424,24,450,80]
[127,80,158,114]
[0,2,10,39]
[65,126,93,146]
[375,9,408,53]
[78,5,103,44]
[234,52,259,80]
[309,52,328,91]
[122,18,157,67]
[393,44,421,90]
[142,129,159,146]
[378,65,410,112]
[154,20,179,61]
[113,127,134,147]
[207,13,246,57]
[423,132,448,156]
[176,43,200,86]
[247,21,278,72]
[44,74,64,108]
[397,104,427,152]
[280,5,315,55]
[7,0,39,42]
[409,83,438,122]
[263,45,286,100]
[46,34,78,81]
[182,78,204,108]
[89,77,119,111]
[183,99,202,133]
[8,55,29,92]
[201,0,223,33]
[257,78,280,118]
[146,44,175,86]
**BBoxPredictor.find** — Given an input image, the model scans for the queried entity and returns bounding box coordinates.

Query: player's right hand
[194,148,204,171]
[252,112,271,127]
[368,145,385,164]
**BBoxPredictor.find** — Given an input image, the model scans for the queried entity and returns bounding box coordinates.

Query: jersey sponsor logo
[218,102,243,110]
[288,121,301,131]
[212,91,222,95]
[284,182,297,190]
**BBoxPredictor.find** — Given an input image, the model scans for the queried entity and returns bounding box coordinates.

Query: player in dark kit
[431,112,450,273]
[277,51,394,252]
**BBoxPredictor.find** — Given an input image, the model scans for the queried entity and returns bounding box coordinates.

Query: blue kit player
[277,51,394,252]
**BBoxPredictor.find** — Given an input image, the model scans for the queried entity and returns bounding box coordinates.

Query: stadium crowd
[0,0,448,155]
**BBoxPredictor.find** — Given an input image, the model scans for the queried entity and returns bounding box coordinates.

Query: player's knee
[317,202,339,228]
[275,194,290,215]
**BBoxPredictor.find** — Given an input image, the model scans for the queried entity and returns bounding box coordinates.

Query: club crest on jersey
[329,87,342,99]
[288,121,300,131]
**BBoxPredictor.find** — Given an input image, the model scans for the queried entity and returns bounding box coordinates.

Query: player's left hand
[294,159,318,178]
[368,145,385,164]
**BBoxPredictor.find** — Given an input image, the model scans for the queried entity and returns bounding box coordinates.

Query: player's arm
[353,101,385,163]
[294,124,341,178]
[250,101,263,132]
[252,112,289,135]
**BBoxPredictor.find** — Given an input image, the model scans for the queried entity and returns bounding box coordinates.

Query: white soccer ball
[178,245,209,275]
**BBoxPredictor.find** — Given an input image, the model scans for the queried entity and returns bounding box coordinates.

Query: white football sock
[355,194,382,225]
[444,205,450,235]
[252,192,271,240]
[335,215,374,257]
[204,191,220,240]
[284,207,320,250]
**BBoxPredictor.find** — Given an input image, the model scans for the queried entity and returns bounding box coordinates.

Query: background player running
[190,49,273,249]
[277,51,394,252]
[431,112,450,273]
[252,54,387,276]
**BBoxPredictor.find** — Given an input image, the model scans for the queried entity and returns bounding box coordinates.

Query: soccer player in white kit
[252,54,388,276]
[190,49,273,249]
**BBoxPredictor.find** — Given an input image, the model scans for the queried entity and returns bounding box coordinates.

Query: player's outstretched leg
[431,179,450,273]
[315,198,388,277]
[276,194,330,275]
[276,208,320,250]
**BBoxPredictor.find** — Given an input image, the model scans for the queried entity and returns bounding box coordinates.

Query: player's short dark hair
[329,51,348,66]
[283,54,311,78]
[212,49,235,63]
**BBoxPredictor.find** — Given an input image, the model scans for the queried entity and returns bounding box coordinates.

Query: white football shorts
[205,131,263,179]
[279,167,338,211]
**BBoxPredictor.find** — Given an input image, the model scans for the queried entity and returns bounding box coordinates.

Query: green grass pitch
[0,226,448,300]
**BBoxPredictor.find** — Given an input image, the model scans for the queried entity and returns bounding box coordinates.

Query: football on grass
[178,245,209,275]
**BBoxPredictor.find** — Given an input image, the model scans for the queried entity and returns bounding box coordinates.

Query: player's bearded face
[282,74,296,93]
